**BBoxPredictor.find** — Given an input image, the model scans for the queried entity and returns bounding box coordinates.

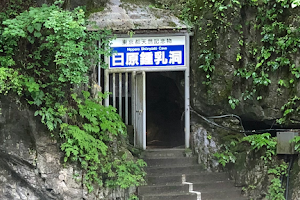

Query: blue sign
[109,36,186,69]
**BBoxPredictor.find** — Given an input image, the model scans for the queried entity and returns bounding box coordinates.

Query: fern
[0,2,145,192]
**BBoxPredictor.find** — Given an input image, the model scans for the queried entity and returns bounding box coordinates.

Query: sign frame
[105,33,189,73]
[109,35,186,70]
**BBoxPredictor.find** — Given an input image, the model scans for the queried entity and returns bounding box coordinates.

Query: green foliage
[59,91,146,191]
[293,0,300,7]
[214,133,286,198]
[0,0,35,21]
[180,0,297,198]
[242,134,286,198]
[0,68,23,95]
[266,163,288,200]
[199,50,219,85]
[107,154,147,189]
[290,135,300,153]
[0,1,146,192]
[128,194,139,200]
[277,95,300,125]
[181,0,241,87]
[266,177,285,200]
[242,133,276,162]
[150,0,186,11]
[228,96,240,109]
[2,4,106,85]
[213,141,237,167]
[181,0,300,123]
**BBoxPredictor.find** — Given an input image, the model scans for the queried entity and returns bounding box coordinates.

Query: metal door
[135,71,146,150]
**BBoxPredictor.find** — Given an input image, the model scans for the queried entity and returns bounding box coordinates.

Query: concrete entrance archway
[103,33,190,150]
[90,0,191,150]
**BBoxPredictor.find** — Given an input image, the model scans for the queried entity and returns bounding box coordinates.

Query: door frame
[134,71,146,149]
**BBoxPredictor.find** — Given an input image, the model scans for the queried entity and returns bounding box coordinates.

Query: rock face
[3,1,300,199]
[191,123,219,171]
[88,0,186,32]
[0,95,134,200]
[189,5,300,124]
[186,4,300,197]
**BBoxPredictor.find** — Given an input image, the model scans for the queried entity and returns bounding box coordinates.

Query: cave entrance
[103,33,190,150]
[146,72,185,148]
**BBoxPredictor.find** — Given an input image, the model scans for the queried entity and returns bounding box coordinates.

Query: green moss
[149,7,167,19]
[167,21,177,27]
[85,6,105,17]
[234,151,247,171]
[84,0,108,17]
[120,0,156,5]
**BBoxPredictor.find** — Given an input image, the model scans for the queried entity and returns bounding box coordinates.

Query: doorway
[103,70,188,150]
[146,72,185,148]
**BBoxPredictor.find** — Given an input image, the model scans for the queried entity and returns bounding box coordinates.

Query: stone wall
[0,95,135,200]
[188,5,300,124]
[186,3,300,198]
[190,117,300,199]
[190,120,272,199]
[190,122,220,171]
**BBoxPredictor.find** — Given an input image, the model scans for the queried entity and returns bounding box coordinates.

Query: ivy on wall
[181,0,300,124]
[178,0,300,199]
[213,133,287,199]
[0,1,146,192]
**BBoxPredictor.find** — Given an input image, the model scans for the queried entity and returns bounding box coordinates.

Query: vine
[214,133,287,199]
[232,0,300,111]
[181,0,300,124]
[181,0,242,87]
[180,0,300,199]
[214,140,237,167]
[0,1,146,192]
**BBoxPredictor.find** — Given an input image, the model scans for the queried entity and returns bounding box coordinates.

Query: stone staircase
[138,148,248,200]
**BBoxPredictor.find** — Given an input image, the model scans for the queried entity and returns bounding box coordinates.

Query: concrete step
[201,189,247,200]
[139,149,247,200]
[146,172,230,185]
[138,192,198,200]
[146,174,182,185]
[139,181,247,200]
[138,184,189,195]
[145,165,203,175]
[142,148,185,158]
[144,157,198,167]
[193,180,237,191]
[185,172,230,183]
